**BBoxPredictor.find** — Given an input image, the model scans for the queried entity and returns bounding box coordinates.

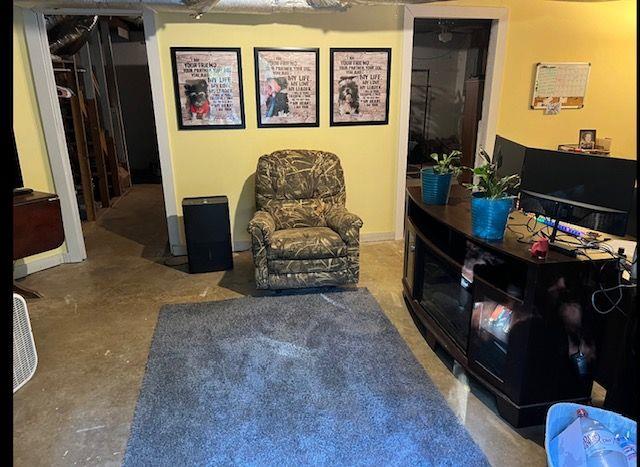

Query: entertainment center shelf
[402,185,616,427]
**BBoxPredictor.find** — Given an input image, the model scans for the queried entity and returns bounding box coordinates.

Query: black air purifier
[182,196,233,273]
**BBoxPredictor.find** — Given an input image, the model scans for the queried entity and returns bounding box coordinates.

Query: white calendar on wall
[531,62,591,109]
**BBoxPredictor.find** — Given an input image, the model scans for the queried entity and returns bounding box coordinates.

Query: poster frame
[170,46,246,131]
[253,47,320,129]
[329,47,391,127]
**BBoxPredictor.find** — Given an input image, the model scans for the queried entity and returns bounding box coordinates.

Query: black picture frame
[170,47,245,131]
[254,47,320,128]
[578,129,597,149]
[330,47,391,127]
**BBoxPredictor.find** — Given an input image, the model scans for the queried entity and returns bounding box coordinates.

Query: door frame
[21,6,181,261]
[395,5,509,239]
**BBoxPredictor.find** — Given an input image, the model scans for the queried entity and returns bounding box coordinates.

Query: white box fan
[13,293,38,392]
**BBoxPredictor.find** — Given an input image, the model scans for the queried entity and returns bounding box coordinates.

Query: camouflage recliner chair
[247,149,363,290]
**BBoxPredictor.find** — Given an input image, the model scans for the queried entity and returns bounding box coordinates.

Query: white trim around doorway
[142,7,182,255]
[21,6,182,263]
[23,9,87,263]
[394,5,509,240]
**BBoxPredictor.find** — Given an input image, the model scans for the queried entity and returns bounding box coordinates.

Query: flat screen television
[519,148,637,236]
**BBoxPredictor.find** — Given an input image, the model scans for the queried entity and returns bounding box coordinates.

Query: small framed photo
[254,48,319,128]
[330,48,391,126]
[170,47,245,130]
[578,129,596,149]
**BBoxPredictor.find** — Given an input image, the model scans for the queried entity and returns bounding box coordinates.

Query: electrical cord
[512,212,635,315]
[591,271,634,315]
[586,246,636,315]
[507,215,549,245]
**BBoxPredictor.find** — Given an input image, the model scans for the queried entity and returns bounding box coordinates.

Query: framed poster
[330,48,391,126]
[170,47,245,130]
[254,48,319,128]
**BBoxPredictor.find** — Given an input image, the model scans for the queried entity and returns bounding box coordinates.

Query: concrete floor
[14,184,559,466]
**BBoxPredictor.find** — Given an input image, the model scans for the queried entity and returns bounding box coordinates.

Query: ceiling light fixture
[436,19,453,43]
[438,28,452,43]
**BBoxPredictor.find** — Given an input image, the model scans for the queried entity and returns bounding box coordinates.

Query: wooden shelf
[402,184,618,427]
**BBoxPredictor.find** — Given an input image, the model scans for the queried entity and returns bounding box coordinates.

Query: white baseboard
[361,232,396,243]
[169,233,394,257]
[13,253,65,279]
[233,240,252,252]
[170,244,187,256]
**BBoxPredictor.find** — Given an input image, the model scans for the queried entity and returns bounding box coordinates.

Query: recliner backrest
[255,150,347,230]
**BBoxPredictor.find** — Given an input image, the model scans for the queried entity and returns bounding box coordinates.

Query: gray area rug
[124,288,489,466]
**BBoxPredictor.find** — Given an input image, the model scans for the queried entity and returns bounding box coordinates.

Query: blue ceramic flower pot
[421,168,453,205]
[470,193,514,241]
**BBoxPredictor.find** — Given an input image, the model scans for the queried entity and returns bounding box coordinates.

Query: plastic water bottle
[614,431,637,465]
[576,409,627,467]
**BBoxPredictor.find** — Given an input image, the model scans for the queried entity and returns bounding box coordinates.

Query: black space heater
[182,196,233,273]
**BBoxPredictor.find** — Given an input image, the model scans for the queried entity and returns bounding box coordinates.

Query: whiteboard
[531,62,590,109]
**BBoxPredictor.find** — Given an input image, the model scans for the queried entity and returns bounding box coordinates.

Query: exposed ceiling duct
[16,0,438,16]
[47,15,98,57]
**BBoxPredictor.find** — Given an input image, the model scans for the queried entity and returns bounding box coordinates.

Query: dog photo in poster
[330,48,391,126]
[171,48,245,130]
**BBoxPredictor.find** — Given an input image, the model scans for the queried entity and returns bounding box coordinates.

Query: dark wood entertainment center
[402,185,622,427]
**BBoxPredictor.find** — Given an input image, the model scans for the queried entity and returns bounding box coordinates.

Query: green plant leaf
[463,147,521,198]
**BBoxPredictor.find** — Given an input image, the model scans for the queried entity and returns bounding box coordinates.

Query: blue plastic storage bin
[545,402,637,467]
[420,167,452,205]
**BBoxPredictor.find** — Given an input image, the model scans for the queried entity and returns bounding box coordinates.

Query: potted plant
[420,150,463,205]
[463,148,521,241]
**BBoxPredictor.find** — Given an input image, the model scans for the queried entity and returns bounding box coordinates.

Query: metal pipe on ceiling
[16,0,435,15]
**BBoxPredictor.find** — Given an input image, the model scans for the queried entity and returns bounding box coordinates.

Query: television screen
[519,148,636,236]
[521,149,636,212]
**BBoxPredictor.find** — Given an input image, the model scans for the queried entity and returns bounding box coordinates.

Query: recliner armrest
[248,210,276,244]
[325,208,363,245]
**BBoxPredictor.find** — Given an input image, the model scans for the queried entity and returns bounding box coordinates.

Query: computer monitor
[519,148,636,236]
[494,135,527,183]
[626,187,637,238]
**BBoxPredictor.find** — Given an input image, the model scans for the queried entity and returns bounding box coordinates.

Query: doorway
[407,18,491,185]
[47,14,166,256]
[394,5,508,239]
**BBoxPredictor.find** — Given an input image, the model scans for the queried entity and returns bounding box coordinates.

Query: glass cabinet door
[468,278,525,385]
[417,238,473,351]
[403,225,417,295]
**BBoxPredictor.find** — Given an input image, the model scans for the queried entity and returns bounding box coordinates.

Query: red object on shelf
[530,238,549,259]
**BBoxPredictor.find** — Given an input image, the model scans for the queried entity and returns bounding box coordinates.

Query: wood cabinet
[403,185,618,427]
[13,191,65,260]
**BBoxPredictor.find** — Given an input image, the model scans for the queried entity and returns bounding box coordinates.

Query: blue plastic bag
[545,403,637,467]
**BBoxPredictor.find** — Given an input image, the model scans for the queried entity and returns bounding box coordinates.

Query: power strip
[535,216,585,238]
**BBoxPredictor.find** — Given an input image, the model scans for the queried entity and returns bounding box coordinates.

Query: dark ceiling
[414,18,493,34]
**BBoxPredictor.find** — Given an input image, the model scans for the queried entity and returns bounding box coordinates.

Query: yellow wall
[155,8,403,246]
[12,2,637,258]
[13,7,66,269]
[494,0,637,159]
[156,1,636,248]
[14,9,56,193]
